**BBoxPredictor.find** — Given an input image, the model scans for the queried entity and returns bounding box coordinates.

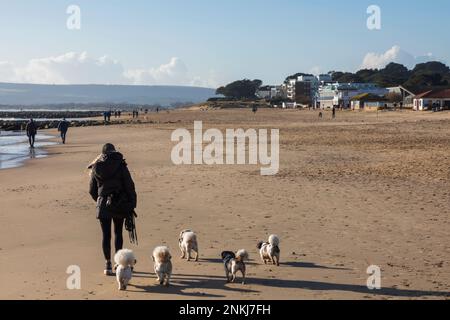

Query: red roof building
[413,89,450,111]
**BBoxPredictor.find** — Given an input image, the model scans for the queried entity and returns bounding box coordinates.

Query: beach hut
[350,93,388,111]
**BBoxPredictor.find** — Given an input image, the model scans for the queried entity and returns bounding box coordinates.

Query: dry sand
[0,109,449,300]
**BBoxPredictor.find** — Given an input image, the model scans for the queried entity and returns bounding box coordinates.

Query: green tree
[215,79,263,99]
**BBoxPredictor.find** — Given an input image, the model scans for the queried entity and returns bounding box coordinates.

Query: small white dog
[221,249,249,284]
[114,249,137,291]
[257,235,280,266]
[178,230,199,261]
[152,246,173,286]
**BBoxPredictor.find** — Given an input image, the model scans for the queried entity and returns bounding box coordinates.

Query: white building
[318,83,388,109]
[387,86,416,108]
[413,89,450,111]
[256,85,283,100]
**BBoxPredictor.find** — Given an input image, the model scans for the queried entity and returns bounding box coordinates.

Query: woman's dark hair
[102,143,116,154]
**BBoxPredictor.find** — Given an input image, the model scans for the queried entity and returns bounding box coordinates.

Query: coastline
[0,130,59,170]
[0,109,449,300]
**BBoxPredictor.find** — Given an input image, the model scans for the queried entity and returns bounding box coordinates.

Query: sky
[0,0,449,88]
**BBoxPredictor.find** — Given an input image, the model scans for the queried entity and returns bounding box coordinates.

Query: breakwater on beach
[0,119,109,131]
[0,110,114,131]
[0,110,103,131]
[0,110,103,119]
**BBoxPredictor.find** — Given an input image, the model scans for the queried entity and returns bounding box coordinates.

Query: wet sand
[0,109,449,300]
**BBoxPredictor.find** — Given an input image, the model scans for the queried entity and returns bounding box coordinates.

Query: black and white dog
[257,235,280,266]
[221,250,249,284]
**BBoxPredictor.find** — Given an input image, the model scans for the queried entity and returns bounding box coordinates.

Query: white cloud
[124,57,189,85]
[309,66,322,75]
[0,52,216,87]
[361,45,437,70]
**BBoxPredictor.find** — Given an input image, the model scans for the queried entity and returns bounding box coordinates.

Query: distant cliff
[0,83,216,106]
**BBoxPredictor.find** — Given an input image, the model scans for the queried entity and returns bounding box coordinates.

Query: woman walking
[89,144,137,275]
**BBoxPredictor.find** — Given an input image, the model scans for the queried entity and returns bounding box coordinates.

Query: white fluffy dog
[178,230,199,261]
[221,249,249,284]
[257,235,280,266]
[152,246,173,286]
[114,249,136,291]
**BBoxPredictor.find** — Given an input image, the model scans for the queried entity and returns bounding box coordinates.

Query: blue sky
[0,0,448,87]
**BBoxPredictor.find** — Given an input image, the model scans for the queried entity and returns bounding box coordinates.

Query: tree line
[215,61,450,99]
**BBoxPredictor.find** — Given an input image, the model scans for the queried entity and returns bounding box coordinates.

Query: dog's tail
[235,249,249,262]
[114,249,136,267]
[269,234,280,247]
[257,241,265,250]
[221,251,235,261]
[153,246,172,262]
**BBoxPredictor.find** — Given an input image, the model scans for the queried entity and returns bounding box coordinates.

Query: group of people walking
[25,118,70,148]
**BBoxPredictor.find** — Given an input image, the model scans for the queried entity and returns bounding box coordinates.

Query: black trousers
[99,217,125,261]
[28,134,35,147]
[60,131,67,143]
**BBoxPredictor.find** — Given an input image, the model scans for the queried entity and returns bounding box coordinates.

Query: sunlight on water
[0,132,57,169]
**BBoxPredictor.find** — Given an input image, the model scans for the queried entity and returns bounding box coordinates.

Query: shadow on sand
[200,258,350,270]
[128,273,259,297]
[282,261,351,270]
[247,277,450,298]
[131,263,449,298]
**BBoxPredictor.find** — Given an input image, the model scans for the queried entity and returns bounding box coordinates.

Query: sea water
[0,131,57,170]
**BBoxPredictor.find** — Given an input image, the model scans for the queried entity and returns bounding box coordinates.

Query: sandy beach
[0,109,449,300]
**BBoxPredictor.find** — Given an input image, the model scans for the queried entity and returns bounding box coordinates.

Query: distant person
[107,111,112,122]
[103,111,108,123]
[332,106,336,119]
[156,107,160,113]
[88,143,137,276]
[118,110,122,118]
[252,105,258,114]
[26,119,38,148]
[57,118,70,144]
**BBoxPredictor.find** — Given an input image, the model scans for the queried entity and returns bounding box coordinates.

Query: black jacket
[58,121,69,133]
[89,152,137,219]
[26,121,37,136]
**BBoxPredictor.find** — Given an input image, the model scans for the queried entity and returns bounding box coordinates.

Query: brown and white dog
[178,230,199,261]
[152,246,172,286]
[221,249,249,284]
[257,235,280,266]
